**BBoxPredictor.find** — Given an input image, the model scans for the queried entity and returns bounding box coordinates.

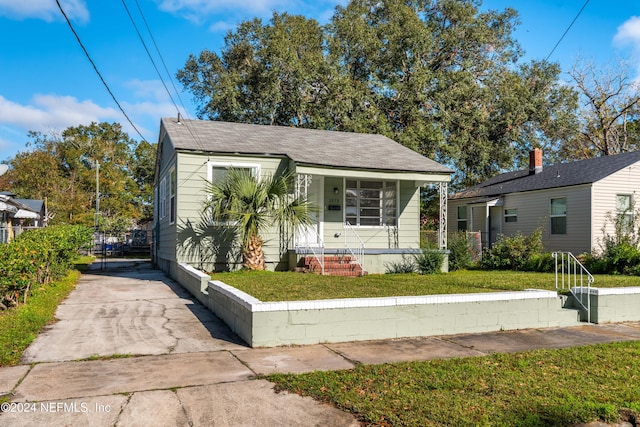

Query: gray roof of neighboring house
[0,194,36,213]
[15,199,44,213]
[451,150,640,200]
[160,117,453,174]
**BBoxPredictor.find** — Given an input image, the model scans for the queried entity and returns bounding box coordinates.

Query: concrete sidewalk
[1,259,640,426]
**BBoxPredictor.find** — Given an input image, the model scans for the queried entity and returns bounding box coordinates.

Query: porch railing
[344,222,365,275]
[552,251,593,323]
[295,228,325,275]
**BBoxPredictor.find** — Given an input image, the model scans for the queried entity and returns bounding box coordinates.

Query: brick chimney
[529,148,543,175]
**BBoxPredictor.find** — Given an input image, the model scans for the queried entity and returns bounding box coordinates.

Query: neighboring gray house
[153,117,452,275]
[448,149,640,254]
[0,192,45,243]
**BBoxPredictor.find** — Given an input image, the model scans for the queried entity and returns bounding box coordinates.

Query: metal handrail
[552,251,594,323]
[344,222,365,275]
[295,228,325,275]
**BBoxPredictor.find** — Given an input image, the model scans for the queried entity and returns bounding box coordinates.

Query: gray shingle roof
[161,118,452,174]
[451,150,640,200]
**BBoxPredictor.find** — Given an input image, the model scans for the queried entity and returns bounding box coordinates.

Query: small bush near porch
[210,270,640,302]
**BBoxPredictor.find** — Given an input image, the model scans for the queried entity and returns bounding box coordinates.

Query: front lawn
[210,269,640,302]
[268,341,640,426]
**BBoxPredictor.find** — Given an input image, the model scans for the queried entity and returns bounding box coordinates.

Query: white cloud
[614,17,640,84]
[157,0,290,16]
[0,93,170,159]
[615,17,640,45]
[155,0,339,27]
[0,94,119,131]
[0,0,89,23]
[208,20,236,33]
[125,79,173,103]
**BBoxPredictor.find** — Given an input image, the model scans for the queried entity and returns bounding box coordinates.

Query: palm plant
[203,168,313,270]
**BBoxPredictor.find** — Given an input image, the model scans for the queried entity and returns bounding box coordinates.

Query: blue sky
[1,0,639,163]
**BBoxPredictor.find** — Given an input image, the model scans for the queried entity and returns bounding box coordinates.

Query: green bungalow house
[153,117,452,276]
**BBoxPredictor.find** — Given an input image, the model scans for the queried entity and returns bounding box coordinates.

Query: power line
[126,0,208,153]
[55,0,148,142]
[545,0,590,62]
[133,0,192,121]
[120,0,180,116]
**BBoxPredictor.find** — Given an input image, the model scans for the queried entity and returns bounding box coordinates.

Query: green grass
[0,256,92,367]
[210,269,640,302]
[268,342,640,426]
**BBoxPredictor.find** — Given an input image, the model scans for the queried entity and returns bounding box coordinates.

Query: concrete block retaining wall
[174,263,640,347]
[573,287,640,324]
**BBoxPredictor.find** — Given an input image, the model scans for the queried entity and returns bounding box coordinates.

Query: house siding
[591,161,640,252]
[500,185,592,253]
[449,184,593,254]
[173,152,289,271]
[322,178,420,250]
[397,181,421,248]
[155,141,177,269]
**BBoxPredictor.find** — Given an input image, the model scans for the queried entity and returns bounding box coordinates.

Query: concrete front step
[303,256,354,265]
[557,295,587,326]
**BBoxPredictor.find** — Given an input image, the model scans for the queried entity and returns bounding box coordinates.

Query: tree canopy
[177,0,579,189]
[2,122,155,226]
[561,58,640,159]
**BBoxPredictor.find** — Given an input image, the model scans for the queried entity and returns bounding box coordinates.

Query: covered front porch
[464,197,504,250]
[290,167,450,275]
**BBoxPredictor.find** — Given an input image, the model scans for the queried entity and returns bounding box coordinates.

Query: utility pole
[95,160,100,230]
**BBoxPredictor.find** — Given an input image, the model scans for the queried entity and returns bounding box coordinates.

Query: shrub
[447,232,474,271]
[523,252,556,273]
[584,206,640,275]
[585,241,640,275]
[414,247,444,274]
[480,228,544,271]
[0,225,92,309]
[385,255,416,274]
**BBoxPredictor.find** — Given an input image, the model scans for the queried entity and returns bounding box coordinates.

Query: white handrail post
[553,251,593,323]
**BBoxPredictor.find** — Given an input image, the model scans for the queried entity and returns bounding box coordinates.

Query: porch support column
[295,174,312,199]
[438,181,447,250]
[485,204,490,247]
[294,174,312,247]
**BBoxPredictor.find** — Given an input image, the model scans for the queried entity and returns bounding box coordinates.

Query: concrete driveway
[2,259,640,426]
[0,259,358,427]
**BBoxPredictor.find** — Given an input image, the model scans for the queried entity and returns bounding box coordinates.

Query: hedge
[0,225,92,309]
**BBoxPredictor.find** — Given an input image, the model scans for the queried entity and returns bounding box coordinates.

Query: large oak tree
[177,0,578,189]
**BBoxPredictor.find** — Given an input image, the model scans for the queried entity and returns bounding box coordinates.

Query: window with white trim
[504,208,517,223]
[616,194,633,231]
[207,162,260,183]
[457,206,468,231]
[206,162,261,226]
[163,176,170,219]
[169,168,176,224]
[550,198,567,235]
[345,179,397,226]
[159,176,166,220]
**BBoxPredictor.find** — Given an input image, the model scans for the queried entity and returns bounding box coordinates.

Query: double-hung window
[504,208,518,223]
[208,162,260,186]
[207,162,260,225]
[457,206,468,231]
[345,180,397,226]
[550,198,567,235]
[169,168,176,224]
[159,177,166,220]
[616,194,633,232]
